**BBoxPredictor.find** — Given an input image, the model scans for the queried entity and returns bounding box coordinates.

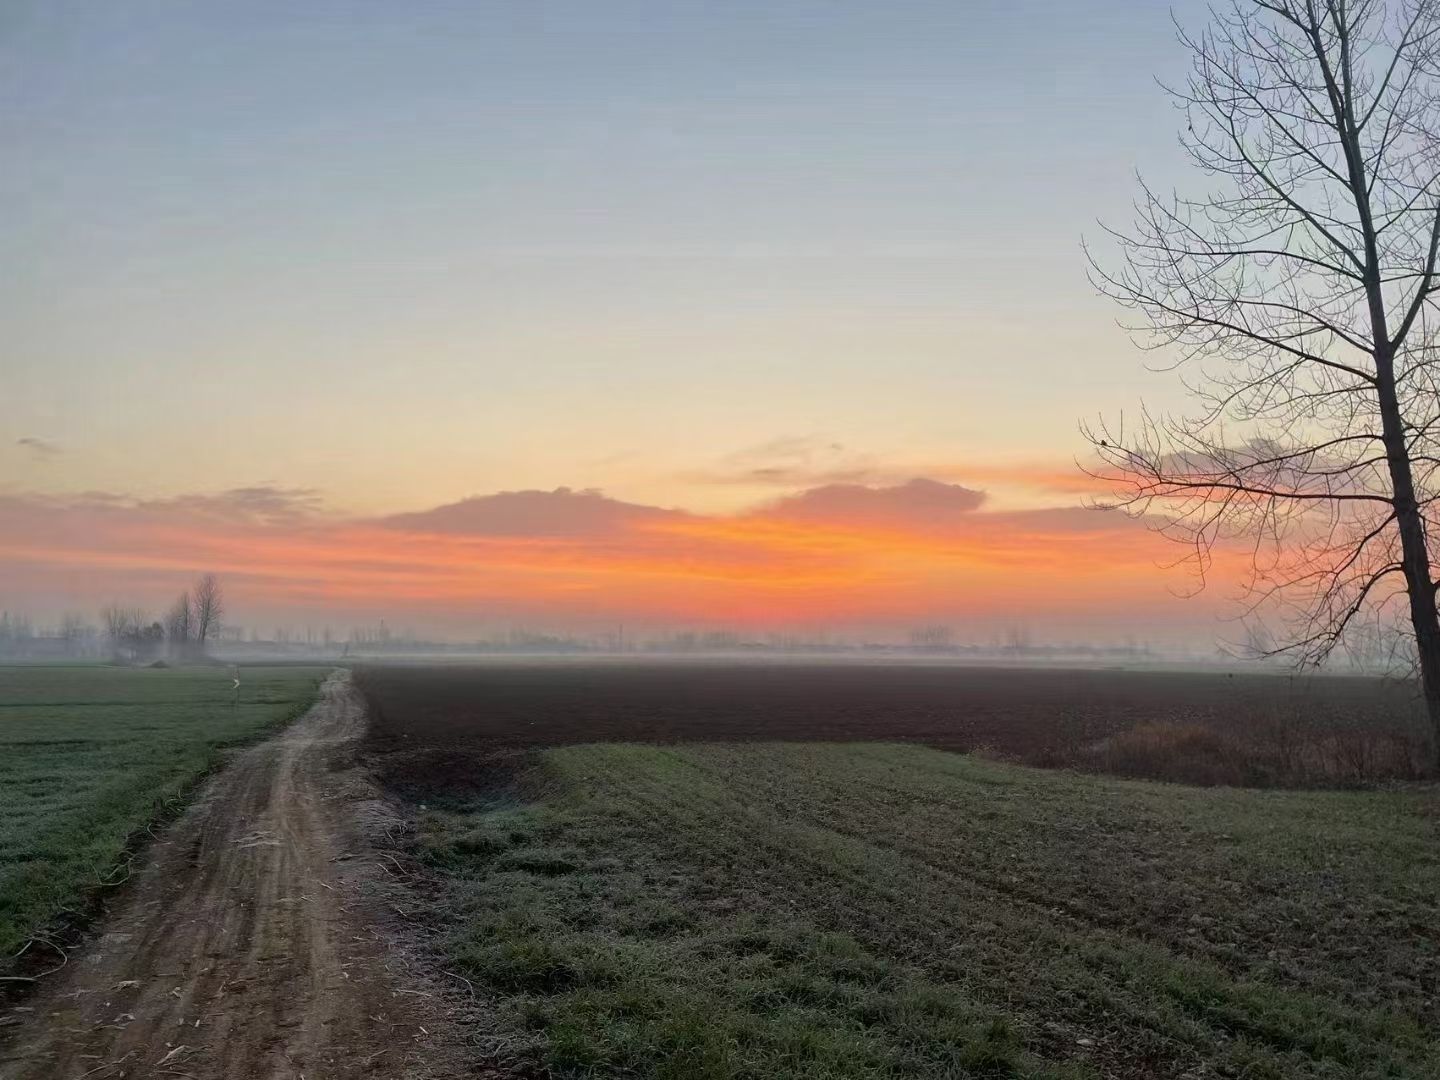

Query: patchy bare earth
[0,670,478,1080]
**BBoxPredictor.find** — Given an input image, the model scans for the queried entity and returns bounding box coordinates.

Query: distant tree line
[0,611,103,659]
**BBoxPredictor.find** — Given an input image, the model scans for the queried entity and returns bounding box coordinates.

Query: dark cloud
[763,478,987,526]
[378,487,687,537]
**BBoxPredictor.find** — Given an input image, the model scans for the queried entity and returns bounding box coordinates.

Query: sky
[2,1,1238,645]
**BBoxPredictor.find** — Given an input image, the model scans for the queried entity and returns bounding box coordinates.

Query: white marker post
[231,668,241,707]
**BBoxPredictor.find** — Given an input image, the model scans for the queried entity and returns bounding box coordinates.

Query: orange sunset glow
[0,478,1231,643]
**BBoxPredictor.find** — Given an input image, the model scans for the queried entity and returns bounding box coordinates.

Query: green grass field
[416,743,1440,1079]
[0,665,327,972]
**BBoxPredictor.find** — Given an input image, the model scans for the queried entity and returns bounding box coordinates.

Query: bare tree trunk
[1376,360,1440,750]
[1334,25,1440,758]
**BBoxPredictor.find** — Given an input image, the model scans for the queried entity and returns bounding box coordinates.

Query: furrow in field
[544,743,1436,1077]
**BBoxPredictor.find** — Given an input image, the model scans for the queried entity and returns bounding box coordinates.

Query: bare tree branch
[1087,0,1440,760]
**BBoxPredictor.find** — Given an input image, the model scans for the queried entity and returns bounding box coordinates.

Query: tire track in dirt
[0,670,474,1080]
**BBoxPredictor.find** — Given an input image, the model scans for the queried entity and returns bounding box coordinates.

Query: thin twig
[442,970,476,999]
[4,937,68,981]
[74,1051,137,1079]
[97,858,132,887]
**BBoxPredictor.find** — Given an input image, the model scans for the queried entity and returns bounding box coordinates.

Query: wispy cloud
[16,437,62,461]
[926,461,1109,497]
[685,441,1110,501]
[683,436,887,488]
[137,486,326,526]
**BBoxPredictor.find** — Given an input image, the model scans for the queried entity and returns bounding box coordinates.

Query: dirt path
[1,670,472,1080]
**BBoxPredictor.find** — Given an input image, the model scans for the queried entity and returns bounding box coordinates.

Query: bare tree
[100,604,138,642]
[165,590,192,656]
[909,625,956,649]
[1087,0,1440,758]
[192,574,223,652]
[99,604,144,661]
[58,613,90,656]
